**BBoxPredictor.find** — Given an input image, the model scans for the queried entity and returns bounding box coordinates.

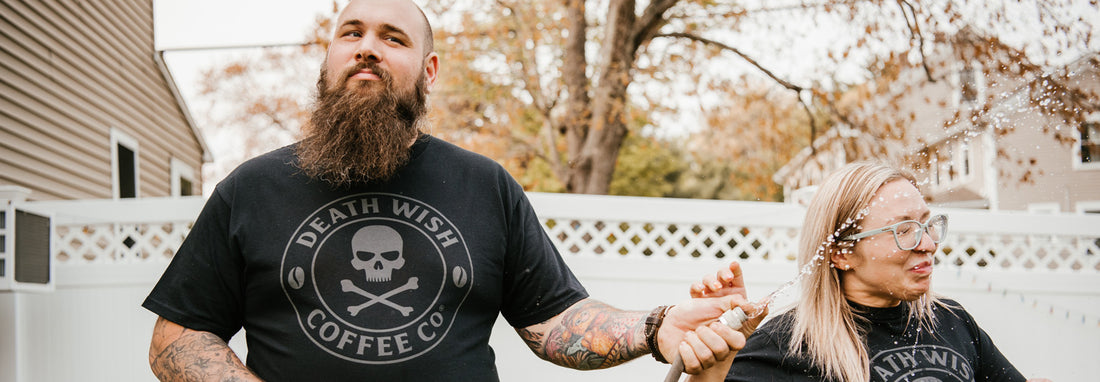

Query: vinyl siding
[0,0,204,201]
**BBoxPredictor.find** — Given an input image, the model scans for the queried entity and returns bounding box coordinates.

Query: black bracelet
[645,305,673,364]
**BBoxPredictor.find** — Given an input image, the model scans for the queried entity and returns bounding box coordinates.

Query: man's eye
[343,31,362,38]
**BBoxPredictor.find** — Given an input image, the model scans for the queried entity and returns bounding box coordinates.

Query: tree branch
[897,0,935,82]
[656,31,820,151]
[632,0,679,52]
[656,32,804,92]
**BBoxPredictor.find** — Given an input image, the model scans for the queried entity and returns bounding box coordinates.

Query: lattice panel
[45,204,1100,274]
[544,218,1099,273]
[54,222,194,264]
[937,233,1100,272]
[542,218,802,263]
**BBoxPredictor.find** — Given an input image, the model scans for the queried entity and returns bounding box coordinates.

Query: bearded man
[143,0,760,380]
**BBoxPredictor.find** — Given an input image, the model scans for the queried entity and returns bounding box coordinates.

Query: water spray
[659,200,873,381]
[661,254,825,382]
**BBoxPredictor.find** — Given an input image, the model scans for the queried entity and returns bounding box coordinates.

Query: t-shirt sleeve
[142,189,246,342]
[497,185,589,328]
[956,306,1026,382]
[727,321,804,382]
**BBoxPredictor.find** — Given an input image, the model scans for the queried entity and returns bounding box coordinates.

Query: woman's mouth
[910,260,933,275]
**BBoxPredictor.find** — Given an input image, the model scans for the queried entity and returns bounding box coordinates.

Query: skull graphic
[350,225,405,282]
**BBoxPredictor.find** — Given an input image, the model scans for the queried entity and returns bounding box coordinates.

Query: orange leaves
[223,63,247,77]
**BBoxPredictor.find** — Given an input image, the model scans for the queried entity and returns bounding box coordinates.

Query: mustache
[340,61,391,84]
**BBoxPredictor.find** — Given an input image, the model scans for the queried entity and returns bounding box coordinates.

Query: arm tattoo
[151,328,259,382]
[520,299,649,370]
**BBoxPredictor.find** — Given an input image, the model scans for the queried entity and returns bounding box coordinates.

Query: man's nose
[354,37,381,62]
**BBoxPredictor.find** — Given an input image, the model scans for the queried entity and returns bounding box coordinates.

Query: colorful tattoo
[526,300,649,370]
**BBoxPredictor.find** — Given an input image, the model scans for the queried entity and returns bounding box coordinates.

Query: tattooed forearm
[517,326,546,355]
[521,299,650,370]
[150,319,260,382]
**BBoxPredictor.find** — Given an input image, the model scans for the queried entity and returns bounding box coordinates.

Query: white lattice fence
[53,222,193,263]
[544,219,802,262]
[935,208,1100,273]
[941,234,1100,271]
[7,193,1100,382]
[529,193,1100,273]
[18,197,205,264]
[17,193,1100,273]
[531,193,806,263]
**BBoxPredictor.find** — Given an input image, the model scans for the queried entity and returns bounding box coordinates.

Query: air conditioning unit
[0,206,54,292]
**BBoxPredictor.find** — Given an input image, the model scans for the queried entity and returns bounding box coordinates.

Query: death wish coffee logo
[281,193,473,364]
[870,345,974,382]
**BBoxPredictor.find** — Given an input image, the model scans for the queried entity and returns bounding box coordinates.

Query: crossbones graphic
[341,277,419,317]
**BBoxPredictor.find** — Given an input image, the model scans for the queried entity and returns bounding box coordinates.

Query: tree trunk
[564,0,635,194]
[561,0,590,193]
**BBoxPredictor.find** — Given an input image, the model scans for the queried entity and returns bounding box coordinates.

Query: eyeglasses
[842,214,948,251]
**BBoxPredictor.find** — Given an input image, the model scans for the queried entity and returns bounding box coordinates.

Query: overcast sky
[153,0,345,105]
[154,0,334,50]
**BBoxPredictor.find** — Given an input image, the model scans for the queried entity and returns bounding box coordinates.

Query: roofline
[153,50,212,163]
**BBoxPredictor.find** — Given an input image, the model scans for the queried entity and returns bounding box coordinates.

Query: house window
[954,63,984,107]
[111,129,140,199]
[170,158,196,197]
[960,67,977,103]
[1077,201,1100,214]
[930,139,973,190]
[1081,121,1099,165]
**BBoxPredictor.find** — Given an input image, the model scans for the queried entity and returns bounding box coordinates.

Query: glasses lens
[895,221,922,250]
[928,215,947,243]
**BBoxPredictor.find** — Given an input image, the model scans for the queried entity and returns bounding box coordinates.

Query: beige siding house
[774,53,1100,213]
[0,1,208,201]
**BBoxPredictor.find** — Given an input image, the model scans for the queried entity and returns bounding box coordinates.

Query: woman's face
[837,179,937,307]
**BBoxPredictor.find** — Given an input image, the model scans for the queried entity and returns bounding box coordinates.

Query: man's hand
[659,262,768,374]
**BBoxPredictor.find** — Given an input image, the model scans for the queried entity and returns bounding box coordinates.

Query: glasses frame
[842,214,948,251]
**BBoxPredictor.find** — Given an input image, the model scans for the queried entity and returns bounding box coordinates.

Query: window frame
[1076,201,1100,214]
[1073,113,1100,171]
[952,62,985,108]
[930,138,975,192]
[110,128,140,199]
[169,158,197,197]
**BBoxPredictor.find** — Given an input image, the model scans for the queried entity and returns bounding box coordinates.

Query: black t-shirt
[143,135,589,381]
[726,299,1025,382]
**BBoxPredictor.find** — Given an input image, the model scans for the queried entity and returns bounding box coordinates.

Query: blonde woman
[687,162,1048,382]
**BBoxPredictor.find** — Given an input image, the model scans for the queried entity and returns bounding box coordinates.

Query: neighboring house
[0,1,209,201]
[775,52,1100,214]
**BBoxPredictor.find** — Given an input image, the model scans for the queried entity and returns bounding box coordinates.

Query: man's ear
[423,52,439,93]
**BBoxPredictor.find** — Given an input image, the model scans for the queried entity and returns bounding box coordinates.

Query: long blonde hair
[789,162,940,381]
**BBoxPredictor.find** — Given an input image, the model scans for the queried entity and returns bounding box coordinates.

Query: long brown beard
[296,61,428,186]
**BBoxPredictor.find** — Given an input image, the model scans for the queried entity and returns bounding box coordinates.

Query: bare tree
[426,0,1097,194]
[193,0,1098,195]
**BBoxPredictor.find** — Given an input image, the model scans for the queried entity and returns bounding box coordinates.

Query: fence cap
[0,185,32,203]
[527,192,806,228]
[941,207,1100,237]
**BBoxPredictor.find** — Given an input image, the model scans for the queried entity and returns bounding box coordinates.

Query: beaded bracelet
[644,305,673,364]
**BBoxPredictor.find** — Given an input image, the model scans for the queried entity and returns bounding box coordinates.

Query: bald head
[338,0,434,55]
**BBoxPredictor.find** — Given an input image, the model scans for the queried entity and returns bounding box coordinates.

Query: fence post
[0,185,33,382]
